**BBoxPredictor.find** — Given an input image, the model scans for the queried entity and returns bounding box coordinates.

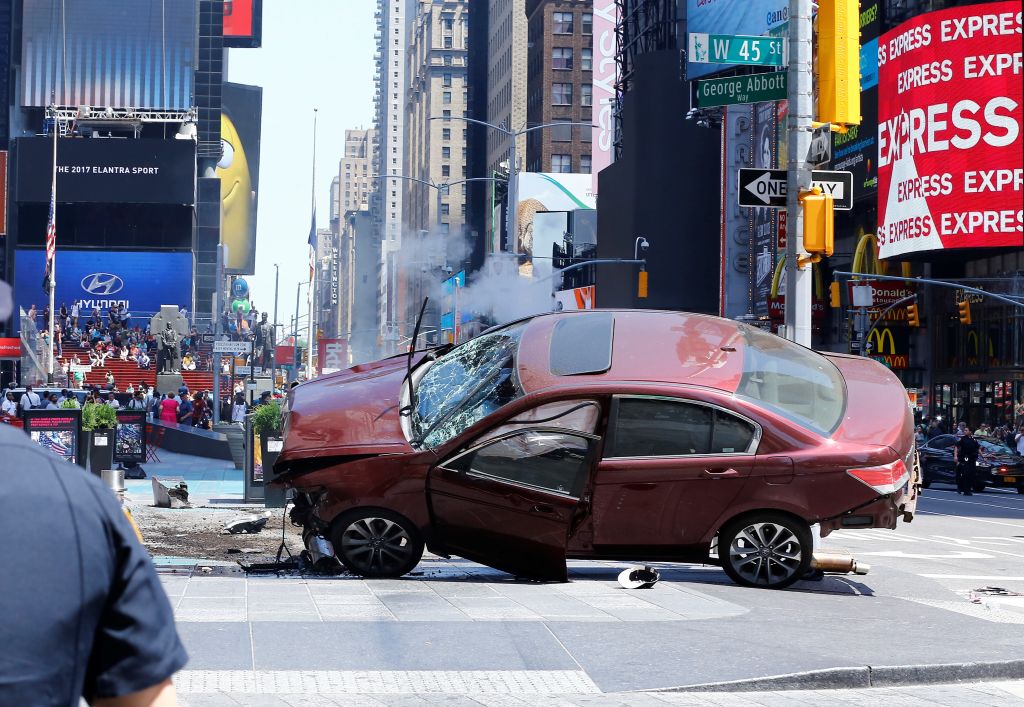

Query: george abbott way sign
[696,72,787,108]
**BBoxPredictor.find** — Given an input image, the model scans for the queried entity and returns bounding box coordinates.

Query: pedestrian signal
[817,0,861,126]
[957,301,971,325]
[906,302,920,327]
[829,281,840,308]
[638,270,649,299]
[802,188,834,256]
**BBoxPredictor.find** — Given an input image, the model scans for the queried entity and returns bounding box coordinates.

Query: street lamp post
[271,263,279,392]
[427,117,596,255]
[293,281,309,382]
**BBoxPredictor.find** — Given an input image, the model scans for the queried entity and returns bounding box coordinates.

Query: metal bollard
[101,468,126,493]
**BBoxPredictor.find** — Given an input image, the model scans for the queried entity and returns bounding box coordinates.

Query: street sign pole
[784,0,814,347]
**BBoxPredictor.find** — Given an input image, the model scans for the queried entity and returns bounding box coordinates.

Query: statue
[253,312,275,370]
[158,322,181,373]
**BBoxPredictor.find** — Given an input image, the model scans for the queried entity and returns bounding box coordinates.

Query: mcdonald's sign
[866,326,909,369]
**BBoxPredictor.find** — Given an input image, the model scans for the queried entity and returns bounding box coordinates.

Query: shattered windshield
[413,323,527,448]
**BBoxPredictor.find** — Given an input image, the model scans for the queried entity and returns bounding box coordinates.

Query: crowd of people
[25,301,212,377]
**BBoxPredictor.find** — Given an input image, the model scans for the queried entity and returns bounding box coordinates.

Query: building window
[581,84,593,106]
[551,120,572,142]
[442,165,450,176]
[581,155,592,173]
[551,154,572,173]
[442,128,451,140]
[552,47,573,70]
[552,83,573,105]
[553,11,573,34]
[443,91,452,104]
[442,146,451,158]
[441,203,450,215]
[444,54,453,65]
[440,223,450,234]
[581,48,592,71]
[444,35,453,48]
[443,109,451,119]
[443,73,452,86]
[582,12,592,35]
[443,17,453,29]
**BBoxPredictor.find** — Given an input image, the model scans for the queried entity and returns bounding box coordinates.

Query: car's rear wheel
[972,483,987,493]
[920,462,932,489]
[330,509,424,578]
[719,513,812,590]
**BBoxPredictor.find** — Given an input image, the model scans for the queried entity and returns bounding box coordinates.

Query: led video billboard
[218,82,263,274]
[21,0,196,109]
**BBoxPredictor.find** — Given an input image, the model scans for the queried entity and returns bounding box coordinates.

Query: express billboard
[685,0,789,80]
[876,2,1024,259]
[21,0,195,110]
[219,83,263,274]
[16,138,196,205]
[15,250,192,321]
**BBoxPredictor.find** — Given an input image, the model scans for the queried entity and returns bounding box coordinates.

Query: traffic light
[637,269,649,299]
[906,302,920,327]
[802,189,835,256]
[816,0,861,126]
[829,281,841,308]
[958,301,972,325]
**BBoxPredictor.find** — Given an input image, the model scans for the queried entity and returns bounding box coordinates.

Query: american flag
[42,188,56,294]
[308,208,316,284]
[39,431,72,459]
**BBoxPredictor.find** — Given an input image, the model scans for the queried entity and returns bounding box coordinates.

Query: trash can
[88,429,115,477]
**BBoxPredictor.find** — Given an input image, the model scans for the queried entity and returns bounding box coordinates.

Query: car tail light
[996,466,1010,475]
[847,459,910,495]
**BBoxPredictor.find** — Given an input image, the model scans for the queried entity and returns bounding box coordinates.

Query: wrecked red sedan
[274,310,918,589]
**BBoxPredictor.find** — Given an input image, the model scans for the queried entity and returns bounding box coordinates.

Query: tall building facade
[340,129,375,213]
[371,0,412,345]
[484,0,528,246]
[525,0,593,174]
[405,0,469,237]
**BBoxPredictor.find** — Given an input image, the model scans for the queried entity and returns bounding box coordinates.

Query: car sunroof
[549,312,614,376]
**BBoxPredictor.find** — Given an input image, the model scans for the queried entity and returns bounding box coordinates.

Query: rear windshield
[734,326,846,436]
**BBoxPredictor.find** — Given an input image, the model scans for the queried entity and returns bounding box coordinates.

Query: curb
[648,659,1024,692]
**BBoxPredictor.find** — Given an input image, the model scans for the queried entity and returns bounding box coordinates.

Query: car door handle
[622,482,657,491]
[704,467,739,477]
[531,503,556,514]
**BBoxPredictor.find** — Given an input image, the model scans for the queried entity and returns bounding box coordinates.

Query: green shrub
[83,402,118,431]
[251,401,283,437]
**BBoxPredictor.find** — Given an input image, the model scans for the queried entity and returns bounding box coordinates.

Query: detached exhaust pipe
[302,530,344,574]
[811,551,870,575]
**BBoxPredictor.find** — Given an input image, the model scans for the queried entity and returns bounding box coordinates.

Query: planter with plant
[252,402,285,507]
[83,402,118,475]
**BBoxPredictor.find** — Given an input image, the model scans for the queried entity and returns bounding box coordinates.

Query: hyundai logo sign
[80,273,125,296]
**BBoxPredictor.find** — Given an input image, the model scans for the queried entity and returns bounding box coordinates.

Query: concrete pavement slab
[248,623,582,671]
[175,623,254,670]
[176,597,249,622]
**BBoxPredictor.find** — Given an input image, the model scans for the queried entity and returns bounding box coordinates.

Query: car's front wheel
[719,513,813,590]
[920,462,932,489]
[330,509,424,578]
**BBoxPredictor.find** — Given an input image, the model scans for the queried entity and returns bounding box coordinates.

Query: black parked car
[920,434,1024,493]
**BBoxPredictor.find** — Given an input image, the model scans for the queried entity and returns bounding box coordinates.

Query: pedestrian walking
[159,394,179,425]
[231,392,248,424]
[954,427,981,496]
[19,384,41,413]
[1016,426,1024,456]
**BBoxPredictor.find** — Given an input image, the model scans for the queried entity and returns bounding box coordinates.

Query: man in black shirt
[954,427,981,496]
[0,423,188,704]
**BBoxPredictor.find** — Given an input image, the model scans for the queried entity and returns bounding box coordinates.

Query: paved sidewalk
[175,677,1024,705]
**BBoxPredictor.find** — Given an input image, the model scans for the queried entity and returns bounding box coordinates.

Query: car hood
[278,354,418,464]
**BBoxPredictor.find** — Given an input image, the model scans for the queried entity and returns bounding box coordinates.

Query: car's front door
[590,396,760,555]
[428,428,599,580]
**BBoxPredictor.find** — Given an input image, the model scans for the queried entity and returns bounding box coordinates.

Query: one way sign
[738,169,853,210]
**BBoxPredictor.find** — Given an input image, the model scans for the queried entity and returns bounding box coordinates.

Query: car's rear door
[590,396,760,553]
[427,428,600,580]
[925,435,957,482]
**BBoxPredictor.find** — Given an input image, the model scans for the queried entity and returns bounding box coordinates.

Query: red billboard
[0,338,20,358]
[876,2,1023,259]
[318,338,349,376]
[224,0,262,48]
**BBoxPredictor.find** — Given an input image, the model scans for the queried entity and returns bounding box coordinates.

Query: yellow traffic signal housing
[907,302,920,327]
[637,269,649,298]
[829,281,840,307]
[817,0,861,126]
[802,190,835,256]
[958,301,972,325]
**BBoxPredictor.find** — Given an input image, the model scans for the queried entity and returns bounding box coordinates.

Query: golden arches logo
[867,327,896,355]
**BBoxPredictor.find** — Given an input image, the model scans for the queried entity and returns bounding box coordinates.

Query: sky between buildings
[227,0,374,323]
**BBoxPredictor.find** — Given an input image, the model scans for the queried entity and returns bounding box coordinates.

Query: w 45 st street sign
[688,33,787,67]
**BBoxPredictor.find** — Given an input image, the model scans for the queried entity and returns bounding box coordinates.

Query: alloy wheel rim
[340,517,414,574]
[728,522,803,586]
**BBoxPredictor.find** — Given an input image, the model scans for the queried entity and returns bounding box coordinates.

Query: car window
[978,439,1012,455]
[476,400,601,445]
[445,430,593,498]
[734,325,846,436]
[931,435,956,449]
[607,398,757,458]
[413,323,526,447]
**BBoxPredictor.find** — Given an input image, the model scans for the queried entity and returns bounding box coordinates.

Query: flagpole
[306,108,317,379]
[47,109,58,383]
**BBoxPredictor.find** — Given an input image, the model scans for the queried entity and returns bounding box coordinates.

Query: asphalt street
[163,485,1024,704]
